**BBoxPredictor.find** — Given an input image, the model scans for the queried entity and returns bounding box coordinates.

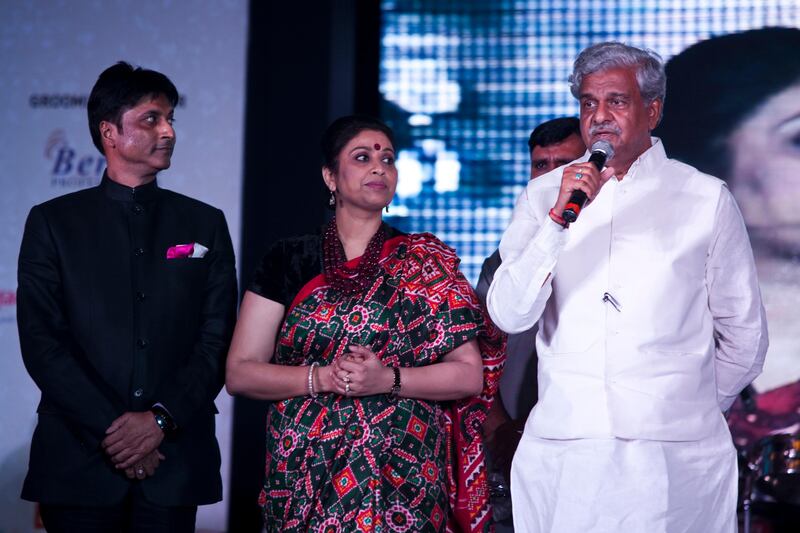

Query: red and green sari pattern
[258,233,505,532]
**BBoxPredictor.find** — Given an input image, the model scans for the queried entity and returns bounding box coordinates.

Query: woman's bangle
[308,362,319,398]
[549,208,568,228]
[388,366,401,399]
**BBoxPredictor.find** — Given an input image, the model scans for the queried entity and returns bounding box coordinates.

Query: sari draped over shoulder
[255,230,505,533]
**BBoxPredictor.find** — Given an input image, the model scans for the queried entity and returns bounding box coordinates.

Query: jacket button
[136,291,146,301]
[134,388,144,397]
[137,339,148,348]
[134,248,145,256]
[133,204,144,214]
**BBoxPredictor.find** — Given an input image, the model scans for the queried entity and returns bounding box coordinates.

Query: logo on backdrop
[29,93,187,109]
[0,290,15,324]
[29,94,88,109]
[46,129,105,188]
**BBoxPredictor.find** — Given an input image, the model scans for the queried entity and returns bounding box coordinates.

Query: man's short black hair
[527,116,581,152]
[87,61,179,155]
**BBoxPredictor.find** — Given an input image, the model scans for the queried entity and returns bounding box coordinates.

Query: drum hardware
[741,433,800,532]
[741,454,757,533]
[749,434,800,504]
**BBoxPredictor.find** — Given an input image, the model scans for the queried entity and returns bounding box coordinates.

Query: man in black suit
[17,62,237,532]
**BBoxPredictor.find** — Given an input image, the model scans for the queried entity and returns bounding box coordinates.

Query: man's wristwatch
[151,405,177,437]
[389,366,401,399]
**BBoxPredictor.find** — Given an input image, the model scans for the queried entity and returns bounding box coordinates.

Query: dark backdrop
[229,1,380,531]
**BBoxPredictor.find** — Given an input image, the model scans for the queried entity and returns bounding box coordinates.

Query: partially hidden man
[17,62,237,532]
[487,42,768,532]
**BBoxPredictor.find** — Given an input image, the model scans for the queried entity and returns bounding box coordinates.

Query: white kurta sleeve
[707,185,769,411]
[487,186,568,334]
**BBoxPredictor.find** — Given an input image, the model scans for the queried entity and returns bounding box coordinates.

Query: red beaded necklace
[322,216,387,295]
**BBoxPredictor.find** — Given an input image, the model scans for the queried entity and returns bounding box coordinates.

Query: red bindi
[374,143,381,150]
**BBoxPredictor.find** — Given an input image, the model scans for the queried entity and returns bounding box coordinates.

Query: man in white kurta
[487,42,768,532]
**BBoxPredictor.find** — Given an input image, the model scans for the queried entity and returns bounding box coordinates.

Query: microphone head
[590,140,614,161]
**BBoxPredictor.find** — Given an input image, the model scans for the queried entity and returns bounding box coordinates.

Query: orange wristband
[549,208,568,227]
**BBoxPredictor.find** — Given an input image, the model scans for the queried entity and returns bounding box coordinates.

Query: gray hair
[569,42,666,105]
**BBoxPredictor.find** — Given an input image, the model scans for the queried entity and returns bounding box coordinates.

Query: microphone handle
[740,384,758,413]
[562,190,587,223]
[561,152,606,223]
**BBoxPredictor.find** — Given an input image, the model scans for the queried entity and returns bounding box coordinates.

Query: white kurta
[487,139,768,532]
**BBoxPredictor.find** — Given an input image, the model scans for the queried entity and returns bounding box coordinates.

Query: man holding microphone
[487,42,768,532]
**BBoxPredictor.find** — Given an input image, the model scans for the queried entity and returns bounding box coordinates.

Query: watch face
[153,410,175,433]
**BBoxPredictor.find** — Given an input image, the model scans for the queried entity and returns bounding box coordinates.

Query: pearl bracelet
[308,362,319,398]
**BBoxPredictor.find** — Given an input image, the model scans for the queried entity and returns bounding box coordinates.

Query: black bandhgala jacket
[17,174,237,506]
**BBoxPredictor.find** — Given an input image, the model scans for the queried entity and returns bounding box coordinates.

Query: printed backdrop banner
[0,2,248,531]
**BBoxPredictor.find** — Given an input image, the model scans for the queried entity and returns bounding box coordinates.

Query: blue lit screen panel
[379,0,800,284]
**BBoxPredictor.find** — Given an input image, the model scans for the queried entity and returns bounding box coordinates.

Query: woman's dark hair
[321,115,395,173]
[87,61,179,155]
[656,27,800,180]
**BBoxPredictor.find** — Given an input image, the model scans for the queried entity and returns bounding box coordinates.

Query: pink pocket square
[166,242,209,259]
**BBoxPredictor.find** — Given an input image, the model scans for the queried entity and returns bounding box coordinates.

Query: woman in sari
[226,115,504,532]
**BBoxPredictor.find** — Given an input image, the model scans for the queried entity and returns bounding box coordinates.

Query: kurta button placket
[129,192,152,411]
[104,179,157,411]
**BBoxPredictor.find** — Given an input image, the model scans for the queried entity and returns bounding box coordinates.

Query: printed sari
[252,228,505,532]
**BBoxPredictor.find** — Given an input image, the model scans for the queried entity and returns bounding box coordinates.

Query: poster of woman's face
[728,81,800,256]
[656,26,800,445]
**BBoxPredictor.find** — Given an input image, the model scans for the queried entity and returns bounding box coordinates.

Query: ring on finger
[136,466,145,477]
[575,172,583,180]
[343,372,351,383]
[345,382,351,394]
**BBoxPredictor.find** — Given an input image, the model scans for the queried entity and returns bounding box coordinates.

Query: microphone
[562,140,615,223]
[739,384,758,413]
